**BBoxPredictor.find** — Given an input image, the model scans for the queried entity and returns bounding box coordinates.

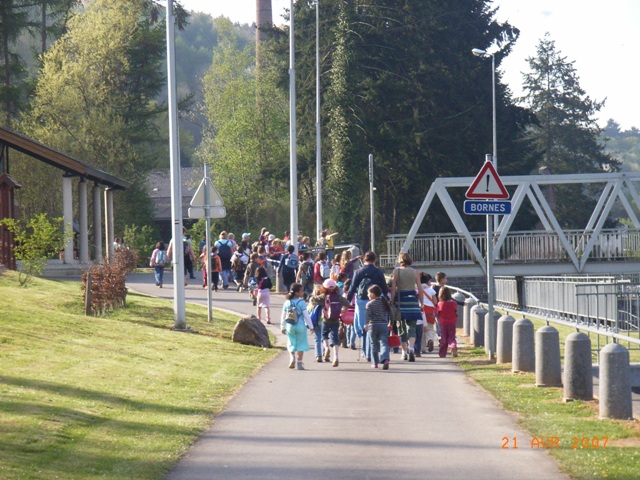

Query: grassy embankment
[0,269,280,480]
[457,312,640,480]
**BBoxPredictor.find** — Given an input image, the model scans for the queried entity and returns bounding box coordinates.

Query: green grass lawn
[0,269,280,480]
[458,343,640,480]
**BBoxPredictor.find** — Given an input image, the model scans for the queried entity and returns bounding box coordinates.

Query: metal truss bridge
[382,172,640,277]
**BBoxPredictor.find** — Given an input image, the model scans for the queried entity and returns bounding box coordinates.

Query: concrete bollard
[563,332,593,401]
[472,306,487,347]
[452,292,466,328]
[496,314,515,364]
[484,310,501,356]
[599,343,633,419]
[535,326,562,387]
[464,298,477,338]
[512,318,535,373]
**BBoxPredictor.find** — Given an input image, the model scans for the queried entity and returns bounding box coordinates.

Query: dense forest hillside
[603,120,640,171]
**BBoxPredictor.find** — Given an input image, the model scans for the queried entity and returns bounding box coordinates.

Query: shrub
[0,214,69,286]
[82,249,138,315]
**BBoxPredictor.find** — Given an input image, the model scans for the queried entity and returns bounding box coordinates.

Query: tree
[199,17,289,233]
[278,0,533,244]
[19,0,173,230]
[0,213,68,285]
[521,34,619,228]
[0,0,37,126]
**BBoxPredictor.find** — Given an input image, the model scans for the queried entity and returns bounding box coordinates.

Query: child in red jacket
[436,286,458,358]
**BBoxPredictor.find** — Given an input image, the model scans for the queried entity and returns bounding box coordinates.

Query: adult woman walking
[281,283,314,370]
[390,252,424,362]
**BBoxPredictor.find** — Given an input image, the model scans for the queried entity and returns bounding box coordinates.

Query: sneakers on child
[323,349,331,362]
[408,349,416,362]
[332,359,339,367]
[427,340,434,352]
[296,361,305,370]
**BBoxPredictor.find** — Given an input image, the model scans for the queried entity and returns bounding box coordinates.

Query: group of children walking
[280,251,459,370]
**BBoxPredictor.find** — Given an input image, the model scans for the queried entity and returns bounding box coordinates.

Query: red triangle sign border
[465,161,509,199]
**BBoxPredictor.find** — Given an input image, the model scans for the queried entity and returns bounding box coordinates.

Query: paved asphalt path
[126,272,569,480]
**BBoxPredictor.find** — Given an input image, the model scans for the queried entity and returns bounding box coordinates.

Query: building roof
[148,166,204,220]
[0,125,131,190]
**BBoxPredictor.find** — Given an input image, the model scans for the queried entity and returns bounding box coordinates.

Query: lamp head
[308,0,318,6]
[472,48,487,57]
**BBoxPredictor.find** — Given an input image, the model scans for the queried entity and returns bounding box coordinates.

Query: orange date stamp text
[501,436,608,449]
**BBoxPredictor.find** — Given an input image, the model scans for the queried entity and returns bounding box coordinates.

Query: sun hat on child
[323,279,337,289]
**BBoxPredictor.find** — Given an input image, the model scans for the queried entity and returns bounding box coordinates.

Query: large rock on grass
[232,316,271,348]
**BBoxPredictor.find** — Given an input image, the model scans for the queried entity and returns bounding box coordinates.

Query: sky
[179,0,640,130]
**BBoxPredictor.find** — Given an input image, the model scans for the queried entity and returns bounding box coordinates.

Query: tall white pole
[314,0,322,244]
[289,0,298,256]
[491,53,497,172]
[166,0,186,329]
[204,164,212,323]
[491,53,499,231]
[485,153,495,359]
[369,154,375,252]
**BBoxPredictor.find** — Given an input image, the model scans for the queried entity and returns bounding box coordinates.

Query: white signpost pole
[204,164,212,323]
[484,154,495,359]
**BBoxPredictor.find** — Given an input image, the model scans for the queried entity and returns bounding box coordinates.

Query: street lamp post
[471,48,497,170]
[308,0,322,244]
[289,0,298,256]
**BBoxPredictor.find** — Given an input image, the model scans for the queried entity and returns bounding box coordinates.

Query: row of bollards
[465,303,633,420]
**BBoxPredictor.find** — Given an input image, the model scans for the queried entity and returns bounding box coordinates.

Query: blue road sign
[464,200,512,215]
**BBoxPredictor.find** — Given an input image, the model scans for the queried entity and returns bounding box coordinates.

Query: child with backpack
[366,284,393,369]
[310,279,350,367]
[255,266,273,324]
[149,241,167,288]
[437,286,458,358]
[280,283,314,370]
[201,246,222,291]
[313,252,331,285]
[307,284,324,363]
[296,252,314,299]
[231,246,249,291]
[278,244,299,292]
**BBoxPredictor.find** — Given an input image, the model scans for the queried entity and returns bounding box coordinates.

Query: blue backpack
[310,304,322,327]
[155,250,167,266]
[284,254,299,270]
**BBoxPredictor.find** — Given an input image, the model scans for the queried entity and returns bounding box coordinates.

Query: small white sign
[188,206,226,219]
[190,178,224,207]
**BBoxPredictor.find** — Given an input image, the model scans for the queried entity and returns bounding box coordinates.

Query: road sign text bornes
[464,200,511,215]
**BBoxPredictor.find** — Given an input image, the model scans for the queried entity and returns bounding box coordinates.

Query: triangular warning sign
[466,161,509,199]
[190,178,224,207]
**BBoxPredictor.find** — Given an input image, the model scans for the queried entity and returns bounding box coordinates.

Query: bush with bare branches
[82,249,139,315]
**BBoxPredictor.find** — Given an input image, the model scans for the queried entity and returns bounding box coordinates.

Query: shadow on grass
[0,375,210,416]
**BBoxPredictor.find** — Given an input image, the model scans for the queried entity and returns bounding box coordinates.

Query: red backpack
[323,292,342,323]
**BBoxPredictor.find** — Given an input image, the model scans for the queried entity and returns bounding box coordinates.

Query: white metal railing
[384,228,640,268]
[495,275,640,345]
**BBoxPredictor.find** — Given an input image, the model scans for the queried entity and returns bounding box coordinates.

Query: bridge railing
[496,275,640,346]
[384,228,640,268]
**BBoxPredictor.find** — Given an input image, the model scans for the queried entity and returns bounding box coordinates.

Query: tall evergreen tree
[0,0,37,126]
[521,34,619,228]
[284,0,534,243]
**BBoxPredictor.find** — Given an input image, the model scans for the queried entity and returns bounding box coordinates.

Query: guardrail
[495,275,640,348]
[384,228,640,267]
